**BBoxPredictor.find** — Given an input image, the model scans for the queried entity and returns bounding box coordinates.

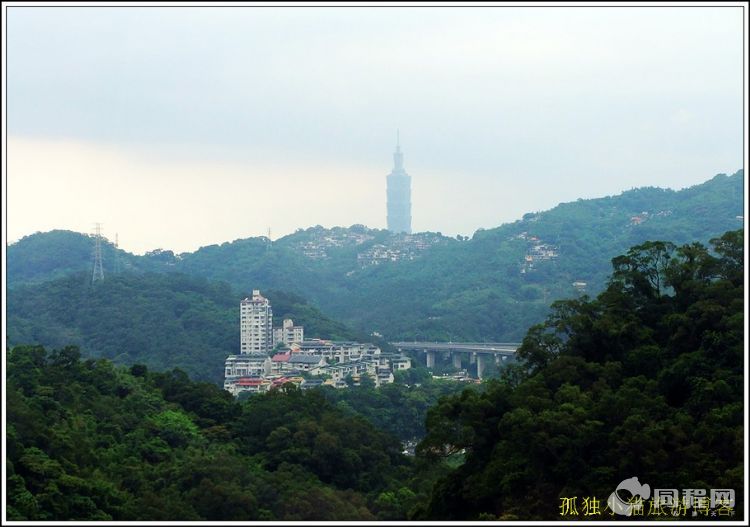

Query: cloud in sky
[5,6,744,253]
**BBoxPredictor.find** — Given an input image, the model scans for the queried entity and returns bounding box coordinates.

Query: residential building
[300,378,325,390]
[225,304,405,395]
[286,354,326,372]
[271,352,292,374]
[376,369,395,386]
[225,353,272,378]
[572,281,588,292]
[292,339,381,363]
[273,318,304,346]
[323,378,349,389]
[313,359,378,383]
[269,375,304,390]
[392,356,412,371]
[240,290,273,354]
[226,377,272,396]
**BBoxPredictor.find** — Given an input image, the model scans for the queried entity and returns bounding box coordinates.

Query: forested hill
[7,170,744,341]
[415,229,744,520]
[6,273,361,383]
[6,347,434,521]
[6,230,744,521]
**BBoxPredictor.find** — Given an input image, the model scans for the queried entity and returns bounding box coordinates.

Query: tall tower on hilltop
[240,290,273,354]
[386,131,412,234]
[91,223,104,284]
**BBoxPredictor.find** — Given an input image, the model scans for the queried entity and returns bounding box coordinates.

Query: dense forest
[6,229,744,520]
[322,368,470,441]
[415,230,744,519]
[6,349,447,520]
[8,170,743,342]
[6,275,364,383]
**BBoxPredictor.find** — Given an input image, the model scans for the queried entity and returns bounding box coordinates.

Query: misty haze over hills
[7,8,743,256]
[5,5,745,522]
[8,170,743,351]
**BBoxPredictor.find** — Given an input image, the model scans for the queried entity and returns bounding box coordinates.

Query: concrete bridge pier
[452,353,462,369]
[426,350,436,369]
[470,352,476,364]
[476,354,486,380]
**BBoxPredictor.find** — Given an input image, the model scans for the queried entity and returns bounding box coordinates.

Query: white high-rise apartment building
[240,290,273,354]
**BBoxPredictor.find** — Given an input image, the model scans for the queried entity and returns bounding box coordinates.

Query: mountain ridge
[8,170,744,342]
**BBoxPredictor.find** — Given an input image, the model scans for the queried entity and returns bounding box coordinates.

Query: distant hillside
[7,230,169,287]
[7,170,744,341]
[6,273,360,383]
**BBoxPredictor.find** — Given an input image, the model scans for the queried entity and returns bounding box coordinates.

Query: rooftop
[288,355,325,364]
[235,377,270,386]
[226,353,269,363]
[272,353,291,362]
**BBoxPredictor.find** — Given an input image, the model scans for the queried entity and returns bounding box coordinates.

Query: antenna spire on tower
[392,129,404,171]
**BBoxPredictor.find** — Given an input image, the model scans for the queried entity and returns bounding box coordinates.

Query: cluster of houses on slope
[223,343,412,396]
[289,226,446,268]
[512,232,560,275]
[355,233,446,268]
[295,227,375,260]
[223,290,411,397]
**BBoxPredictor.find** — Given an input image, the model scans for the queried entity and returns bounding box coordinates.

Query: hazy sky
[5,5,745,254]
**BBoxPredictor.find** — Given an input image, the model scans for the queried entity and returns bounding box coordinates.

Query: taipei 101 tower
[386,131,412,234]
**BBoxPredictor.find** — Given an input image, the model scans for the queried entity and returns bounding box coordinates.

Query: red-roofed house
[271,353,291,373]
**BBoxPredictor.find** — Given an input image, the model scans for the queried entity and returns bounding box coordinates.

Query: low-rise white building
[293,340,381,363]
[225,353,272,377]
[313,359,378,382]
[286,354,326,372]
[392,356,412,370]
[225,377,272,396]
[376,369,395,386]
